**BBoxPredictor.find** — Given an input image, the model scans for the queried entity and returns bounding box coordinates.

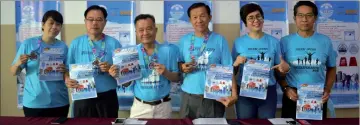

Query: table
[0,116,358,125]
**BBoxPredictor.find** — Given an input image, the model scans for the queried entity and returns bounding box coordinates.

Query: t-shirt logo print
[140,70,160,88]
[293,51,321,66]
[197,51,212,70]
[256,50,271,62]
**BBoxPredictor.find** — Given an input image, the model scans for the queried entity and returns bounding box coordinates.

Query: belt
[135,95,171,106]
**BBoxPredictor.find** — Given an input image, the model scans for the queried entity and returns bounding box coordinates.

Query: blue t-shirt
[67,34,122,93]
[133,43,179,101]
[231,33,281,86]
[280,33,337,88]
[12,36,69,108]
[178,32,233,94]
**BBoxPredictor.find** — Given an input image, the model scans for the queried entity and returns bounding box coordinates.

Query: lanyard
[141,44,158,69]
[189,32,211,60]
[88,34,106,62]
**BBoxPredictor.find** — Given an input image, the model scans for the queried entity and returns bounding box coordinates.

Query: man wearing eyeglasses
[279,1,337,119]
[65,5,122,118]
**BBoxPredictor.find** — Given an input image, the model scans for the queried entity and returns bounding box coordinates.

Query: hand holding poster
[239,60,270,100]
[204,65,233,100]
[296,83,324,120]
[112,46,141,85]
[69,63,97,101]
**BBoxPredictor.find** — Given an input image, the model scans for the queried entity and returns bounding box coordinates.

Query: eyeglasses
[247,15,263,22]
[296,13,315,19]
[85,18,104,23]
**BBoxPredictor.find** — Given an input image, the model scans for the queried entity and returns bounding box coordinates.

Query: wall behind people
[1,1,358,118]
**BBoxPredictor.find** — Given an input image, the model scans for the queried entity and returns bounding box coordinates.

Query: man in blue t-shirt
[109,14,181,118]
[178,2,237,119]
[279,1,337,119]
[65,5,122,118]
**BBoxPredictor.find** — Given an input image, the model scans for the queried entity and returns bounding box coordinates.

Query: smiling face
[245,10,264,32]
[135,18,157,44]
[189,6,212,33]
[42,17,62,38]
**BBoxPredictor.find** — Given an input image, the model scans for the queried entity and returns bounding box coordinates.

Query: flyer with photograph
[239,60,271,100]
[112,46,141,85]
[204,65,233,100]
[296,83,324,120]
[39,47,65,81]
[69,63,97,101]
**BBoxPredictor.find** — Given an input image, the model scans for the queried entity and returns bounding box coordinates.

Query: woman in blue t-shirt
[232,3,289,119]
[10,10,69,117]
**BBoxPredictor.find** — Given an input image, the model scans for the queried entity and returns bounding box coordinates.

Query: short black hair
[187,2,211,17]
[240,3,264,26]
[134,14,156,26]
[294,1,318,17]
[84,5,108,19]
[42,10,63,31]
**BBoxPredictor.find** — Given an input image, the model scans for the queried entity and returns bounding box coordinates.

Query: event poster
[239,60,271,100]
[296,83,324,120]
[15,1,62,109]
[164,0,213,44]
[39,48,65,81]
[112,46,141,85]
[87,1,136,47]
[204,65,233,100]
[69,63,97,101]
[240,0,288,40]
[315,0,359,108]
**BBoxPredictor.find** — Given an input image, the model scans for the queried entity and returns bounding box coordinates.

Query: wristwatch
[282,85,291,92]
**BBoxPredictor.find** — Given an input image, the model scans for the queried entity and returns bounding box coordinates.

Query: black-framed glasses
[85,18,104,23]
[296,13,315,19]
[247,15,263,22]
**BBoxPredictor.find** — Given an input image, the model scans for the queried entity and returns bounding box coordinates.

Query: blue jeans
[235,85,277,119]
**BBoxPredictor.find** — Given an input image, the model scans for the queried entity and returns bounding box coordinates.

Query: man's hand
[181,58,196,73]
[154,63,167,75]
[285,87,298,102]
[65,77,79,88]
[99,62,110,72]
[109,65,119,77]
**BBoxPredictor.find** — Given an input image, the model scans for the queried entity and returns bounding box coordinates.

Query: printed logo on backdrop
[319,3,334,19]
[170,4,184,21]
[337,43,348,55]
[349,43,359,54]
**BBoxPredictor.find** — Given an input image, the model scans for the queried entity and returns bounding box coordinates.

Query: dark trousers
[180,91,225,119]
[73,89,119,118]
[23,105,69,117]
[281,87,327,119]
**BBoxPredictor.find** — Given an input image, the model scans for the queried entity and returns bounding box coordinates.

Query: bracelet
[282,85,291,92]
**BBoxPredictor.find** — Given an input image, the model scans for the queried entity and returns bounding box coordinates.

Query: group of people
[11,1,336,120]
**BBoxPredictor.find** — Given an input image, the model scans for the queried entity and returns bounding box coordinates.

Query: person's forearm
[10,63,23,76]
[163,70,181,82]
[64,71,70,80]
[231,75,238,97]
[325,67,336,92]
